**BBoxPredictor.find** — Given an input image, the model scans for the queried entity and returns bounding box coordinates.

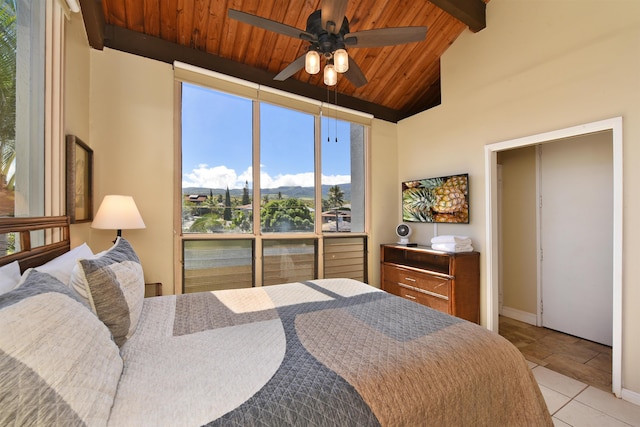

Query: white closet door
[540,133,613,346]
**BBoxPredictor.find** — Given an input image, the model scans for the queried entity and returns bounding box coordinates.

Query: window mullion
[252,99,263,286]
[314,113,324,278]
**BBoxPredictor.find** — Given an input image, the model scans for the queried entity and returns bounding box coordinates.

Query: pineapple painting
[402,174,469,223]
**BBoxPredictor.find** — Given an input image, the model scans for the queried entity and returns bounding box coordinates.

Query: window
[181,84,253,234]
[0,0,63,256]
[178,67,370,292]
[321,116,365,233]
[0,0,45,220]
[260,103,315,233]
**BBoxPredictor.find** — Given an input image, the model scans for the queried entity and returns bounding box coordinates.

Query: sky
[181,83,354,190]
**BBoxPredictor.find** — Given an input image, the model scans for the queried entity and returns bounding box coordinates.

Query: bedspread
[108,278,551,426]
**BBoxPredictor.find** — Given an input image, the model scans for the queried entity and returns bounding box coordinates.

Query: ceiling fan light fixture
[333,49,349,73]
[324,64,337,86]
[305,50,321,75]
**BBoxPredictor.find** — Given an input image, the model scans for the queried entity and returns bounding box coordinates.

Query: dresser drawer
[398,286,449,313]
[383,265,450,298]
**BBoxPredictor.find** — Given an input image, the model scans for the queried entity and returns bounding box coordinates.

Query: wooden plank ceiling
[80,0,488,122]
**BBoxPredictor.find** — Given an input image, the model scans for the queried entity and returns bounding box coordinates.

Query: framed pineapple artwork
[402,173,469,223]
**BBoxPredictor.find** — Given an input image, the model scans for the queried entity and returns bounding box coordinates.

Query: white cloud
[182,164,238,188]
[183,164,350,189]
[321,174,351,185]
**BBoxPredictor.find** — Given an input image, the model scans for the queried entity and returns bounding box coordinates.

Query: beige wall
[368,119,400,287]
[64,9,91,247]
[398,0,640,394]
[66,25,175,293]
[498,146,537,314]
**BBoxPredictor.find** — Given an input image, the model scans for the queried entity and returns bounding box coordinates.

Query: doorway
[484,117,623,396]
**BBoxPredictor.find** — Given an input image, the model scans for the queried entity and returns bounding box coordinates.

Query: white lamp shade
[92,195,146,231]
[324,64,337,86]
[333,49,349,73]
[305,50,320,75]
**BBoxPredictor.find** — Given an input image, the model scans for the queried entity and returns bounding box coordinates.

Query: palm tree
[327,185,344,231]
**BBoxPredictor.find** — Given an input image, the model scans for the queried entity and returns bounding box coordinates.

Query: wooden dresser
[380,244,480,323]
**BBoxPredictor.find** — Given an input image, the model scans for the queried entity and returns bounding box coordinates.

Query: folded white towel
[431,235,471,245]
[431,243,474,253]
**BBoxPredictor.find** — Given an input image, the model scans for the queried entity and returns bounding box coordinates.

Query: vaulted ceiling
[78,0,488,122]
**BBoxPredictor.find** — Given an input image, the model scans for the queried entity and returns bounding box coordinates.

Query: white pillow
[0,261,21,295]
[0,269,123,426]
[70,249,107,307]
[35,243,93,285]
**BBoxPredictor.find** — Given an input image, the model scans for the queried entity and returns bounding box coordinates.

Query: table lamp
[92,195,146,239]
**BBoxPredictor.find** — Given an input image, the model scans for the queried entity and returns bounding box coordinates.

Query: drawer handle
[404,277,416,282]
[397,283,449,301]
[403,294,417,300]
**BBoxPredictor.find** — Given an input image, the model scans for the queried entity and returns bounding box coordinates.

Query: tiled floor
[499,316,640,426]
[529,362,640,426]
[499,315,612,391]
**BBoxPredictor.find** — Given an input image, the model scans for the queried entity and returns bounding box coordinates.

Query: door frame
[484,117,623,397]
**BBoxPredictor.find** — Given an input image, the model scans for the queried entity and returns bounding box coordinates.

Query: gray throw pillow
[78,237,145,347]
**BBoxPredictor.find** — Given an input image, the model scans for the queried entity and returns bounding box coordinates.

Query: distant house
[321,210,351,232]
[186,194,208,204]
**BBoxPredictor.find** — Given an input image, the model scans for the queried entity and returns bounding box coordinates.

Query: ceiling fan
[228,0,427,87]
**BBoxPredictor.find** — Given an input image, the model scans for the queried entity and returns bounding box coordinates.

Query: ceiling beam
[430,0,486,33]
[78,0,105,49]
[76,2,439,121]
[102,25,415,122]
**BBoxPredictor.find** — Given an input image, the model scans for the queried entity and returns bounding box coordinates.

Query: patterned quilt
[107,278,551,426]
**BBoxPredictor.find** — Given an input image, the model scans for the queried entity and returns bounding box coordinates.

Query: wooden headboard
[0,216,70,272]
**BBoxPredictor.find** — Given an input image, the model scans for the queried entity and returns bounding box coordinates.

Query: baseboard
[501,306,537,326]
[621,388,640,406]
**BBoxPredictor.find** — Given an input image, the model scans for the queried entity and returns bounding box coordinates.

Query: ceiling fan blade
[343,58,367,88]
[229,9,316,41]
[321,0,348,34]
[274,54,307,81]
[344,26,427,48]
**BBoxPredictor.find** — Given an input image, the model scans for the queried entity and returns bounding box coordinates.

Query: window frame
[174,64,372,293]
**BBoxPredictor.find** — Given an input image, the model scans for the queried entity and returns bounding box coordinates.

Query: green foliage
[189,213,223,233]
[327,185,344,209]
[224,187,232,221]
[242,180,250,205]
[260,198,313,232]
[232,210,252,232]
[0,0,16,191]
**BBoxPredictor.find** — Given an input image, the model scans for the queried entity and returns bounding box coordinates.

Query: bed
[0,216,552,426]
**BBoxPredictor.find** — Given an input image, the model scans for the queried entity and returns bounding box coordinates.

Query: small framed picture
[66,135,93,223]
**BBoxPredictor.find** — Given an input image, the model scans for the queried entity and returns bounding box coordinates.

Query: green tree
[0,0,16,193]
[223,186,232,221]
[203,193,218,215]
[189,213,222,232]
[260,198,313,232]
[327,185,345,231]
[327,185,344,208]
[242,180,250,205]
[232,210,252,232]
